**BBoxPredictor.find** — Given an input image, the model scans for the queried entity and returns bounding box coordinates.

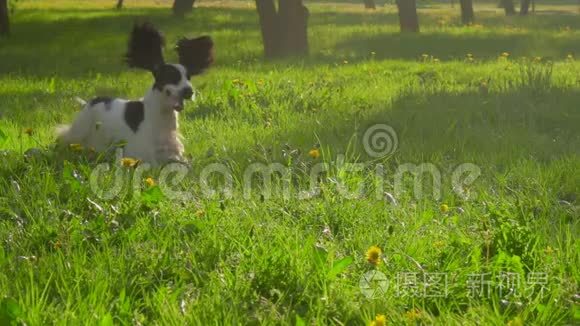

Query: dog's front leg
[155,138,185,164]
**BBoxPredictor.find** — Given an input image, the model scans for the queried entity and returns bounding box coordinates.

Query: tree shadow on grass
[310,6,580,31]
[4,6,580,78]
[0,7,262,78]
[275,88,580,164]
[329,31,580,63]
[315,7,580,62]
[306,8,580,64]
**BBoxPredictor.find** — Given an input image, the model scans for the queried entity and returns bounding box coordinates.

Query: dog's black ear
[176,36,214,78]
[125,22,165,71]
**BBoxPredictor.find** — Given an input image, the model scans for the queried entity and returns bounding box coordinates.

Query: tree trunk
[459,0,474,25]
[0,0,9,36]
[364,0,376,9]
[501,0,516,15]
[116,0,124,9]
[173,0,196,16]
[520,0,531,15]
[396,0,419,33]
[255,0,309,59]
[279,0,309,56]
[256,0,281,58]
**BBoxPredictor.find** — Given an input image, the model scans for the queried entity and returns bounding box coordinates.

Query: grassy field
[0,0,579,324]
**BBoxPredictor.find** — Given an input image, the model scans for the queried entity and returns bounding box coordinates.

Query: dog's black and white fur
[57,23,214,165]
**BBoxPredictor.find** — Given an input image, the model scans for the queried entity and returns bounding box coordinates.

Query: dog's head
[125,22,214,112]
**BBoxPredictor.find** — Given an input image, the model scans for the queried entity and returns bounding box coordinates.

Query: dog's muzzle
[173,87,194,112]
[180,87,194,100]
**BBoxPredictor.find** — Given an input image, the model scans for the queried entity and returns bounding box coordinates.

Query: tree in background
[396,0,419,32]
[116,0,123,9]
[459,0,474,25]
[520,0,532,15]
[364,0,376,10]
[173,0,195,16]
[255,0,309,59]
[501,0,516,15]
[0,0,8,36]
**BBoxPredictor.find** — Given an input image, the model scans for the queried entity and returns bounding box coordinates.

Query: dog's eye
[165,90,171,96]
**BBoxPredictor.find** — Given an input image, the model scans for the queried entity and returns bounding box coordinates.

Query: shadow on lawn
[272,87,580,163]
[3,6,580,77]
[329,30,580,63]
[313,8,580,63]
[0,7,262,78]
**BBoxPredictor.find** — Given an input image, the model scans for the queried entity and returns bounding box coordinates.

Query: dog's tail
[56,98,93,144]
[74,96,87,106]
[55,124,72,140]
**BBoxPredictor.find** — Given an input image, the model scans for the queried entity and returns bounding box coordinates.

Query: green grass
[0,1,579,324]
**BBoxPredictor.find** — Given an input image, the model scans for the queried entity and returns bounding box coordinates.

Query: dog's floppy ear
[176,36,214,78]
[125,22,165,71]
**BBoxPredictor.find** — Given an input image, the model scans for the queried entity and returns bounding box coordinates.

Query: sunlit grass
[0,1,578,325]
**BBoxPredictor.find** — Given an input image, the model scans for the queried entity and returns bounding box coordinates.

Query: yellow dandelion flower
[567,54,574,60]
[370,314,387,326]
[433,240,446,249]
[365,245,382,265]
[440,204,449,213]
[308,148,320,159]
[69,143,84,152]
[501,52,510,57]
[544,246,554,255]
[194,209,205,218]
[466,53,473,58]
[433,58,440,63]
[145,177,155,187]
[343,60,349,64]
[24,128,33,136]
[534,56,542,62]
[507,317,524,326]
[421,53,429,58]
[120,157,139,168]
[371,51,376,56]
[404,309,421,322]
[479,78,489,93]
